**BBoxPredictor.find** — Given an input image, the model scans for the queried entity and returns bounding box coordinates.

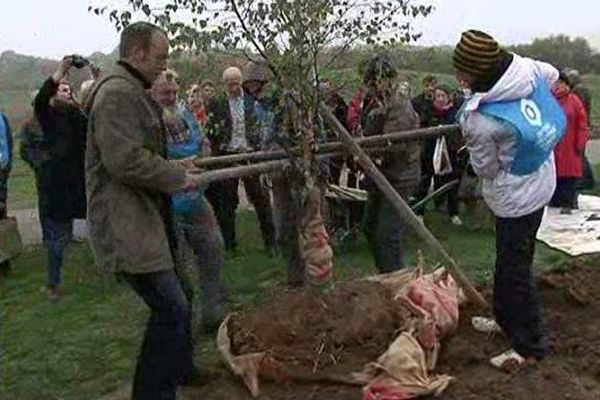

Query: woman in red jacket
[551,72,590,211]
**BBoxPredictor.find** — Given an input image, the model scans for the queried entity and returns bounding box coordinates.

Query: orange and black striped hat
[453,30,501,79]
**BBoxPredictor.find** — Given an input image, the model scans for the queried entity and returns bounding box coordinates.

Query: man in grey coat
[86,22,201,399]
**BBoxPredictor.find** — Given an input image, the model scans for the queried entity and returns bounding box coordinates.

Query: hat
[243,61,269,83]
[558,70,572,87]
[363,56,397,84]
[564,68,581,86]
[453,30,501,80]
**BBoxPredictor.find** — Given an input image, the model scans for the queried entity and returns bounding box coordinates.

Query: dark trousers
[205,176,276,251]
[122,269,194,400]
[433,171,461,217]
[550,177,578,209]
[416,139,462,217]
[494,208,550,359]
[414,138,436,203]
[577,156,595,190]
[242,175,276,251]
[363,189,405,273]
[205,179,239,250]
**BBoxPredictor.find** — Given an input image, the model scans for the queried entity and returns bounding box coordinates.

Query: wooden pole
[195,125,461,168]
[191,159,289,185]
[319,103,489,310]
[191,144,407,185]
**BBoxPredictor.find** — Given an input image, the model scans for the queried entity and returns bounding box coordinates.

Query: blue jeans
[42,218,73,287]
[122,269,195,400]
[175,202,227,324]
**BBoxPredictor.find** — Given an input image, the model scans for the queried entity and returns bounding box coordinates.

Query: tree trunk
[299,107,334,287]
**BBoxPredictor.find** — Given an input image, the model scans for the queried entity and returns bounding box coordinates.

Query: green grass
[0,203,568,400]
[0,116,573,400]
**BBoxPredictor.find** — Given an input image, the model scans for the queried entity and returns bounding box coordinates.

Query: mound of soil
[180,257,600,400]
[438,258,600,400]
[229,280,404,374]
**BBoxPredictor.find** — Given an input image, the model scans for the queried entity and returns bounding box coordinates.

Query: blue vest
[0,114,13,171]
[167,108,205,215]
[478,78,566,175]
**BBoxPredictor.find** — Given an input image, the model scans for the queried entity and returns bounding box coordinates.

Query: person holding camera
[34,55,89,301]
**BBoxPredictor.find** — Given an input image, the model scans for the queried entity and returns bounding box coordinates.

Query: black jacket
[205,92,261,155]
[34,77,87,221]
[411,92,436,127]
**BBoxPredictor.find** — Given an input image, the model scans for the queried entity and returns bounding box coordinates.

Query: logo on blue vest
[478,77,566,175]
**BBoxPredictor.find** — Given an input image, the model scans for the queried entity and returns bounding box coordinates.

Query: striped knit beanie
[453,30,501,80]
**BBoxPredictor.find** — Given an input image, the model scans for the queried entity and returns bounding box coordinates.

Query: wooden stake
[319,103,489,310]
[195,125,460,168]
[191,145,407,185]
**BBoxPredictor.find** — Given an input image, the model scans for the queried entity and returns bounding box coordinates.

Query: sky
[1,0,599,60]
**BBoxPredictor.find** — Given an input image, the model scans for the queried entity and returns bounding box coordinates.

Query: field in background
[581,73,600,123]
[3,70,599,131]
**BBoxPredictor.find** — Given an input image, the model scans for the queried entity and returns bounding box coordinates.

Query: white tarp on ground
[537,195,600,256]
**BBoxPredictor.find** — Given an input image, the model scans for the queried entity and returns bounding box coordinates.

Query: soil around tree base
[179,256,600,399]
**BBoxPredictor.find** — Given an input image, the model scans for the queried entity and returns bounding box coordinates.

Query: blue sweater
[167,107,206,216]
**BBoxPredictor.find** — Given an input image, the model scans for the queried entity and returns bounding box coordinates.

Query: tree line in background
[381,34,600,75]
[2,34,599,92]
[2,33,600,125]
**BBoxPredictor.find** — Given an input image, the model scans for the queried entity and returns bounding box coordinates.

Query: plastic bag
[432,136,452,176]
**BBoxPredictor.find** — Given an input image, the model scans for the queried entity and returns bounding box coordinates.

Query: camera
[71,55,90,69]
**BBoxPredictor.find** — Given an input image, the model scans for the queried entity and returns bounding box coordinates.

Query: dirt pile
[437,258,600,400]
[179,257,600,399]
[229,281,404,374]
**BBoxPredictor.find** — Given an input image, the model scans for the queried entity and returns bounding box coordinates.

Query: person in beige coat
[86,22,201,399]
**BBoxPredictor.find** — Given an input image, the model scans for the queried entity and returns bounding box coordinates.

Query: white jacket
[459,53,559,218]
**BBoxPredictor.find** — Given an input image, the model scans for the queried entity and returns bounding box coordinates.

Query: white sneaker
[490,348,528,371]
[471,316,502,334]
[451,215,463,226]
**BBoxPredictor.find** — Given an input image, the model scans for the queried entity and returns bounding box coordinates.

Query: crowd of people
[0,21,595,399]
